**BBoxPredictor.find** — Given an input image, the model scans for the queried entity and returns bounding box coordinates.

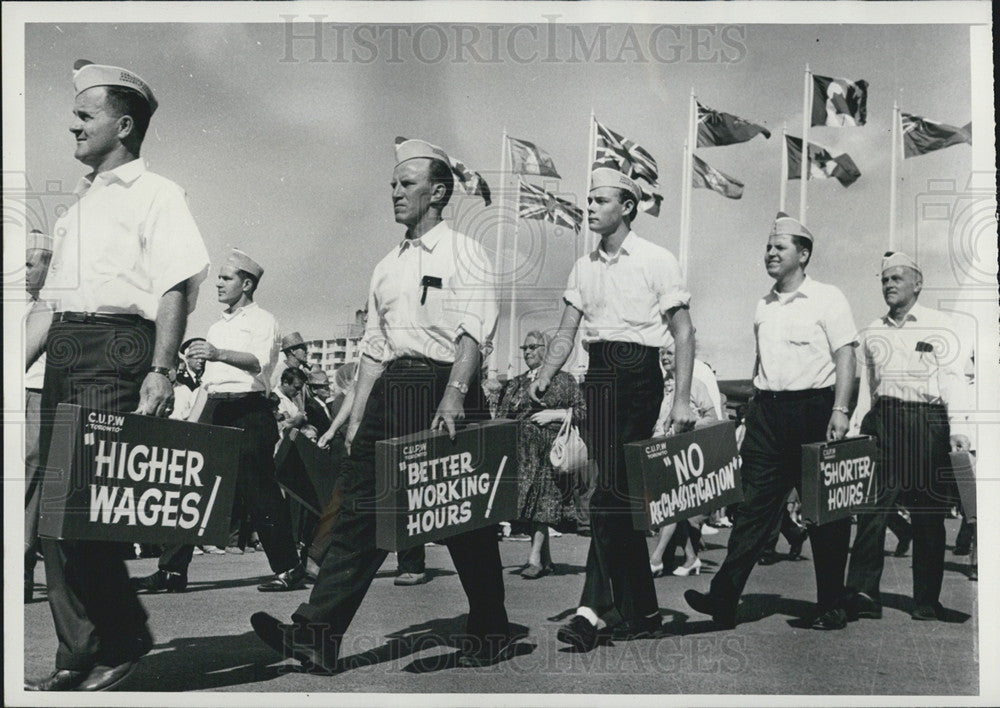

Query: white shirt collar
[221,301,258,321]
[883,301,925,327]
[593,230,638,263]
[398,220,449,254]
[76,158,146,195]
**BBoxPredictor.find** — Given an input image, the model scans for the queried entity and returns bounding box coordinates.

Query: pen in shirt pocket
[420,275,442,305]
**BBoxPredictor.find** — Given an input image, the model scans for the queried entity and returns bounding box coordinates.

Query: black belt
[875,396,946,411]
[207,391,265,401]
[386,356,450,371]
[53,311,147,327]
[754,386,833,401]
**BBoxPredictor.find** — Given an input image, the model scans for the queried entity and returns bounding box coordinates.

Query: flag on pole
[696,102,771,147]
[691,155,744,199]
[508,137,561,178]
[811,75,869,127]
[785,135,861,187]
[592,119,663,216]
[395,136,491,205]
[901,113,972,158]
[517,180,584,232]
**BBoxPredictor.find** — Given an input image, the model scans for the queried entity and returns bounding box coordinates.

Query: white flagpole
[799,65,812,224]
[586,109,597,251]
[496,128,511,378]
[679,88,696,280]
[679,140,688,272]
[508,177,522,377]
[889,100,899,252]
[779,123,788,212]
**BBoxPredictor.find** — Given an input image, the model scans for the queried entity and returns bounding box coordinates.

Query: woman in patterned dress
[497,331,586,579]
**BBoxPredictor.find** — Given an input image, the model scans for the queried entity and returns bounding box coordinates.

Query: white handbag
[550,410,588,472]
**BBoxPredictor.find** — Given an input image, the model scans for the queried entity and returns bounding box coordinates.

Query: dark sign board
[38,403,241,545]
[800,436,878,526]
[274,430,340,517]
[624,421,742,532]
[374,420,518,551]
[950,451,976,520]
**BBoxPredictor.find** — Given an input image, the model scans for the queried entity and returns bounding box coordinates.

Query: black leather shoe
[257,563,307,592]
[953,545,971,557]
[758,550,781,566]
[556,615,605,652]
[893,536,912,557]
[911,603,942,621]
[251,612,340,673]
[811,608,847,630]
[611,615,661,641]
[76,661,137,691]
[684,589,737,629]
[456,633,515,667]
[130,569,187,593]
[25,669,88,691]
[845,592,882,620]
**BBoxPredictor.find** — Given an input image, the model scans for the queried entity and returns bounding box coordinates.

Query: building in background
[307,309,366,376]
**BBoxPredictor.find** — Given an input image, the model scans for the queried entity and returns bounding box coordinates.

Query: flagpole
[679,88,696,280]
[889,100,899,252]
[779,123,788,211]
[496,128,512,378]
[508,177,522,377]
[679,140,689,275]
[586,109,596,251]
[799,65,812,224]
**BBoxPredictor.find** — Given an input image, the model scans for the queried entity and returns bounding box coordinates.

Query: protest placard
[950,451,977,520]
[374,420,518,551]
[800,436,878,525]
[274,430,339,516]
[624,421,742,532]
[38,403,241,545]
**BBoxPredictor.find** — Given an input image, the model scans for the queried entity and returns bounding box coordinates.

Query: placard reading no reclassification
[38,403,241,545]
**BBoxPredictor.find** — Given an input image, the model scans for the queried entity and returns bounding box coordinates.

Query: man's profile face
[287,346,308,365]
[587,187,627,236]
[391,159,435,227]
[216,265,248,305]
[70,87,122,168]
[26,248,52,296]
[764,234,806,281]
[881,265,921,310]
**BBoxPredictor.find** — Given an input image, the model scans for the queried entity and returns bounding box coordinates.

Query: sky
[20,18,980,378]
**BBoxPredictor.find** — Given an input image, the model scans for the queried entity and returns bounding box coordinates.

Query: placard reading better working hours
[624,421,742,532]
[39,403,241,545]
[374,420,518,551]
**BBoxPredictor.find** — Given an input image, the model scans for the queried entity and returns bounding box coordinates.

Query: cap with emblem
[769,211,814,244]
[881,251,922,276]
[27,229,53,253]
[281,332,306,352]
[590,167,642,203]
[224,248,264,280]
[394,138,450,167]
[73,60,158,114]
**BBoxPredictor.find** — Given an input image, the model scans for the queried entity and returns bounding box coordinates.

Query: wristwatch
[831,405,849,415]
[446,380,469,395]
[149,366,176,383]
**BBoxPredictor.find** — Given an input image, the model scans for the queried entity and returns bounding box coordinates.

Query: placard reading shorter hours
[38,403,241,545]
[624,421,742,532]
[800,436,878,526]
[374,420,518,551]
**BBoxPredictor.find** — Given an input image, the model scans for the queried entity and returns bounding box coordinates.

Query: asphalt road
[22,520,978,697]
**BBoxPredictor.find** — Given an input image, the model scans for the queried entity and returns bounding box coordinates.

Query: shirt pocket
[784,322,819,346]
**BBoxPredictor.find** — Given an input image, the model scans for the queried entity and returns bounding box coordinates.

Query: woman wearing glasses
[497,331,586,578]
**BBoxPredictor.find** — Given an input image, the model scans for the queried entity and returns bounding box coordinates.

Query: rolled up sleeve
[452,243,498,347]
[822,288,858,353]
[145,184,210,313]
[653,249,690,313]
[563,260,584,312]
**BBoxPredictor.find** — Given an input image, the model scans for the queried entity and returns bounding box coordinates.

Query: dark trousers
[158,394,299,574]
[710,389,852,612]
[292,358,509,641]
[37,319,153,671]
[847,399,952,608]
[25,388,44,575]
[578,343,663,623]
[765,496,805,553]
[397,545,426,574]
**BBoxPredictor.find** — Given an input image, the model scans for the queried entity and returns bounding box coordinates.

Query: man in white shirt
[686,212,857,631]
[26,61,210,692]
[132,249,305,595]
[252,139,511,671]
[531,167,698,651]
[844,252,971,622]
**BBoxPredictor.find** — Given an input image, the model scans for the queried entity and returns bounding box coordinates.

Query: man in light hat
[252,138,512,670]
[26,62,210,691]
[686,212,858,630]
[272,331,310,406]
[529,166,698,650]
[842,252,972,622]
[132,248,306,595]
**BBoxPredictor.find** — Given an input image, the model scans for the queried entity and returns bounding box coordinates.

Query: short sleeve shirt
[359,221,498,363]
[563,232,690,347]
[201,303,280,394]
[41,159,209,320]
[753,276,857,391]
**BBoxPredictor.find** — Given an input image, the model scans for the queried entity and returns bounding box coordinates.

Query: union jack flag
[517,180,584,232]
[592,119,662,216]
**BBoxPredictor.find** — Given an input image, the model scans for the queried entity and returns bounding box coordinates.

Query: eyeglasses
[519,344,544,351]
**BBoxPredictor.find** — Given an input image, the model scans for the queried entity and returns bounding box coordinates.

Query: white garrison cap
[770,211,814,244]
[590,167,642,203]
[73,60,158,114]
[394,138,450,167]
[881,251,922,276]
[27,229,53,253]
[225,248,264,280]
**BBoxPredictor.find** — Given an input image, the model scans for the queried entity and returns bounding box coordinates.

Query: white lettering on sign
[94,440,204,488]
[820,456,872,487]
[671,443,706,485]
[649,455,739,527]
[89,484,204,529]
[403,451,506,537]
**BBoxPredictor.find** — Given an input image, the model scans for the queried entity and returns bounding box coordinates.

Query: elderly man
[685,212,857,631]
[25,61,210,691]
[843,252,972,622]
[531,167,698,651]
[272,331,310,405]
[252,138,511,671]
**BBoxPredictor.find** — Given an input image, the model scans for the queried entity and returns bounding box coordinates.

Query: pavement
[22,520,978,696]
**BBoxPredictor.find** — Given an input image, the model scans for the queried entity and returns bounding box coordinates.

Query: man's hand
[667,400,696,434]
[826,411,849,441]
[951,434,972,453]
[528,374,552,404]
[318,424,341,449]
[185,340,219,362]
[135,371,174,417]
[431,388,466,440]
